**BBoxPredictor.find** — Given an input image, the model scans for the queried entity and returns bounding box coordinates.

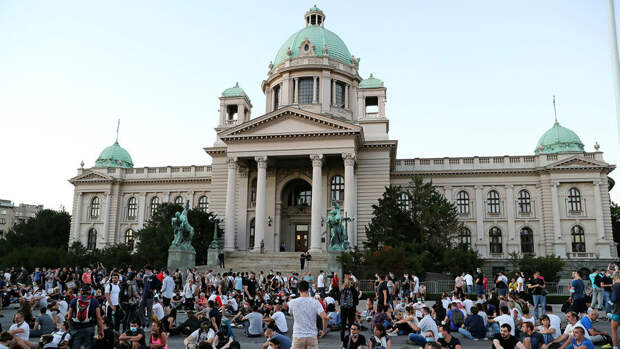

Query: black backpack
[341,288,354,309]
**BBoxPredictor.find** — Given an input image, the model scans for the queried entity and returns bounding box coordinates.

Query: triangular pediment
[69,170,113,183]
[546,155,607,170]
[219,107,361,140]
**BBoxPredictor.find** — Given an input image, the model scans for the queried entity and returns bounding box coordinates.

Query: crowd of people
[0,262,617,349]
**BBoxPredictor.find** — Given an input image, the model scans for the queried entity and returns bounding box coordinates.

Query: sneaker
[387,332,397,336]
[473,338,479,341]
[601,344,611,349]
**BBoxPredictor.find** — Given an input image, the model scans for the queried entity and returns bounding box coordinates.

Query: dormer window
[304,44,310,51]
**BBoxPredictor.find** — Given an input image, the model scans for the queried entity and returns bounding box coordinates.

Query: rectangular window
[298,78,314,104]
[334,81,345,107]
[0,218,5,224]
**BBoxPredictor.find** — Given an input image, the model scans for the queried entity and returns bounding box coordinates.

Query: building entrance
[295,223,309,252]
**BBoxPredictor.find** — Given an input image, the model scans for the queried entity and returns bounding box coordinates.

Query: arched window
[520,227,534,253]
[87,228,97,251]
[174,196,184,206]
[296,185,312,206]
[459,227,472,247]
[518,190,531,214]
[489,227,502,254]
[456,191,470,214]
[571,225,586,252]
[150,196,160,217]
[125,229,135,250]
[330,175,344,201]
[90,197,100,218]
[198,196,208,212]
[249,218,256,250]
[397,192,410,211]
[250,178,257,206]
[127,197,137,220]
[568,187,582,212]
[487,190,500,214]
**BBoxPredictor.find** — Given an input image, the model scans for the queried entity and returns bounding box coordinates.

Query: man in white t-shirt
[516,274,525,294]
[489,306,515,336]
[152,298,165,321]
[546,311,589,349]
[184,321,216,348]
[269,304,288,334]
[288,280,328,348]
[317,271,325,297]
[104,273,121,330]
[464,272,474,295]
[545,306,562,340]
[462,295,474,315]
[8,312,30,348]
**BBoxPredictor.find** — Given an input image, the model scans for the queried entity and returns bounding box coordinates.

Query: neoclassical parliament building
[69,6,617,268]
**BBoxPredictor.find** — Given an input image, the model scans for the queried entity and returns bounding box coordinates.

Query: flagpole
[606,0,620,143]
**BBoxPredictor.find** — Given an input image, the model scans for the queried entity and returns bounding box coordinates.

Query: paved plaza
[1,302,616,348]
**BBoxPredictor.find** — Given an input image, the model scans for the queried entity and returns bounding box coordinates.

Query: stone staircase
[198,251,328,276]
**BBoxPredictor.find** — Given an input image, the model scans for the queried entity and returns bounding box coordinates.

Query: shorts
[611,313,620,322]
[572,298,587,314]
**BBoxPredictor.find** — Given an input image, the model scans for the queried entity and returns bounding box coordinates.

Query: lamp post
[342,211,354,250]
[209,213,220,250]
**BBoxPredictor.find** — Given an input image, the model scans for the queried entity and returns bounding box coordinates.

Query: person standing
[570,271,587,316]
[161,270,175,308]
[340,277,359,342]
[300,252,306,271]
[305,252,312,272]
[67,284,104,349]
[528,271,546,319]
[104,273,121,331]
[218,251,225,269]
[317,271,325,298]
[475,268,484,296]
[139,265,157,330]
[609,271,620,349]
[590,268,602,311]
[464,272,474,295]
[121,272,139,332]
[288,280,328,349]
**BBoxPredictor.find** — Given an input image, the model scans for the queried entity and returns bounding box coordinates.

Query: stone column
[331,79,336,106]
[310,154,324,252]
[444,186,453,203]
[475,186,484,240]
[312,77,317,103]
[103,192,111,246]
[506,185,516,240]
[344,85,349,109]
[593,181,606,239]
[254,156,268,252]
[188,191,195,208]
[138,193,147,228]
[224,157,237,251]
[294,78,299,104]
[551,182,561,239]
[343,153,356,248]
[74,192,83,241]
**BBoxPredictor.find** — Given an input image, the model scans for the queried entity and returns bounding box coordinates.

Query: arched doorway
[280,178,312,252]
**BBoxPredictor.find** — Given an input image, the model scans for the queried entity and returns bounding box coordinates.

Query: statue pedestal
[207,248,220,268]
[327,251,343,279]
[167,247,196,272]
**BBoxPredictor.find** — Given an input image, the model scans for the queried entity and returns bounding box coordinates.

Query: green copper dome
[222,82,250,101]
[94,141,134,168]
[534,121,584,155]
[273,13,352,68]
[360,73,384,88]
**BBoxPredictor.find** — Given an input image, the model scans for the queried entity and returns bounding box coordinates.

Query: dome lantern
[305,5,325,27]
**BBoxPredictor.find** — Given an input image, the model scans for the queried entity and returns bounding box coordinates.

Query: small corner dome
[94,141,134,168]
[222,82,250,102]
[360,73,384,88]
[534,121,584,155]
[273,7,352,68]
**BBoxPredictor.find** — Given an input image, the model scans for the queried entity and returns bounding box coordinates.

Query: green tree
[612,202,620,257]
[134,203,215,268]
[347,176,482,277]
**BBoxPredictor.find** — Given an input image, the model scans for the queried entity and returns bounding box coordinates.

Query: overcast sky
[1,0,619,210]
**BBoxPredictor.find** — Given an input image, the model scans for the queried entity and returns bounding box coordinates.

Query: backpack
[451,309,464,327]
[341,288,354,309]
[72,297,93,325]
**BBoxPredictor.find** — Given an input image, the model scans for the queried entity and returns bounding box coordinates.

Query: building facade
[0,199,44,237]
[68,7,617,266]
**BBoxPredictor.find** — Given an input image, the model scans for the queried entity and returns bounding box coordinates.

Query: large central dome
[273,6,352,68]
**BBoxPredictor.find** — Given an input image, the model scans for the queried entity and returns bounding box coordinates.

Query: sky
[1,0,619,211]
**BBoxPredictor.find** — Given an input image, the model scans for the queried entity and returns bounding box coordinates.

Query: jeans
[71,326,95,349]
[467,285,473,294]
[340,307,356,342]
[458,327,475,340]
[138,296,153,328]
[408,333,427,345]
[488,323,500,337]
[591,287,604,309]
[317,287,325,298]
[476,285,484,296]
[604,291,612,314]
[122,303,137,332]
[242,320,262,337]
[532,294,546,319]
[498,288,508,296]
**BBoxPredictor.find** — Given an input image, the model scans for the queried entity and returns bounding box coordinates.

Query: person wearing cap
[262,322,292,349]
[66,284,104,349]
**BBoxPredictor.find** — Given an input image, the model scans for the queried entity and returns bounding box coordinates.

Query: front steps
[197,251,328,276]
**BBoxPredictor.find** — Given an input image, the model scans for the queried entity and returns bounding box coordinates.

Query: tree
[346,175,482,277]
[612,202,620,257]
[134,203,215,268]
